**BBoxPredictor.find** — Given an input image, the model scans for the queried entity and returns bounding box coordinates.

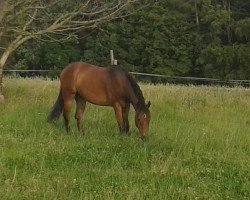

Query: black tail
[47,89,63,123]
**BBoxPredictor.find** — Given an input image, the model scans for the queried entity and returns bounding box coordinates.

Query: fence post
[110,50,117,66]
[110,50,114,65]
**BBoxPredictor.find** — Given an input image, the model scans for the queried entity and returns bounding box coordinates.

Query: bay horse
[47,62,151,139]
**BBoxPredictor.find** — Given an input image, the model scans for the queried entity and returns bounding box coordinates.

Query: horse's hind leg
[62,92,75,133]
[75,94,86,134]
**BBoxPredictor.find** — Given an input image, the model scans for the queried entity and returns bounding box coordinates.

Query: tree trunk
[0,49,12,103]
[0,76,5,103]
[195,0,199,25]
[0,35,32,103]
[227,1,232,44]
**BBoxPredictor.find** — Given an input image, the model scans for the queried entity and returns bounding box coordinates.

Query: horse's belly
[78,87,113,106]
[76,70,120,106]
[85,95,112,106]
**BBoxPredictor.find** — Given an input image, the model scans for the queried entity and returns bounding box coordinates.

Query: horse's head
[135,101,151,140]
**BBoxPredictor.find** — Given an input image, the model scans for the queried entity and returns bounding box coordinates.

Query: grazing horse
[47,62,151,139]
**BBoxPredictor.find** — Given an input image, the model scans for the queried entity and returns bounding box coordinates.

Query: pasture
[0,77,249,199]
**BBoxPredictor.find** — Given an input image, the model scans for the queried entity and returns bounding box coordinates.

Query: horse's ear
[147,101,151,108]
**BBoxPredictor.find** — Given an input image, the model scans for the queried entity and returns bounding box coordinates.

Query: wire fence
[3,69,250,87]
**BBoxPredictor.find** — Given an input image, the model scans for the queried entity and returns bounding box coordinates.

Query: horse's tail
[47,89,63,123]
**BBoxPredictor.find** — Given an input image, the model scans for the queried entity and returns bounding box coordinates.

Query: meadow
[0,77,249,199]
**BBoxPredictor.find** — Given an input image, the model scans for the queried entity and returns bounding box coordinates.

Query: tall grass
[0,77,249,199]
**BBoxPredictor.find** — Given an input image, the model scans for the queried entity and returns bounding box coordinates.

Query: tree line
[1,0,250,83]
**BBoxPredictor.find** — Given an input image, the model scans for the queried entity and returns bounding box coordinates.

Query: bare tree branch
[22,9,38,31]
[0,0,133,97]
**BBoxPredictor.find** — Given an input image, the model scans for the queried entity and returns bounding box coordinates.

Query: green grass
[0,77,249,199]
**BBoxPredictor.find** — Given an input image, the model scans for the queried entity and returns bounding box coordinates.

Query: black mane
[110,65,146,109]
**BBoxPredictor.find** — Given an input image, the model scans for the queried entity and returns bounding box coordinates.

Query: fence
[3,69,250,87]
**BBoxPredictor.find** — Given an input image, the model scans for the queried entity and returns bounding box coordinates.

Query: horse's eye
[143,114,147,119]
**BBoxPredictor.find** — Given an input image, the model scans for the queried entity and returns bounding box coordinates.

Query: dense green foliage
[0,78,249,199]
[6,0,250,80]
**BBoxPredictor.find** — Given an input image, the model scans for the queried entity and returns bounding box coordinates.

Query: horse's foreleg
[75,95,86,134]
[114,104,126,134]
[122,104,130,134]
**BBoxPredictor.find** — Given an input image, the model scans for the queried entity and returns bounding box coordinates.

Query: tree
[77,0,198,79]
[0,0,132,103]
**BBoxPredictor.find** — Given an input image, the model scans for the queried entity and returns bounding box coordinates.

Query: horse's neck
[131,98,146,112]
[129,92,139,110]
[131,100,138,111]
[127,87,146,111]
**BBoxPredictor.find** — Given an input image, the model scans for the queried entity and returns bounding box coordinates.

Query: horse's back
[60,62,95,80]
[60,62,103,86]
[60,62,131,106]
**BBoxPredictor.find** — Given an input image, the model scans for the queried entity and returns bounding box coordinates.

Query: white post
[110,50,114,65]
[110,50,118,66]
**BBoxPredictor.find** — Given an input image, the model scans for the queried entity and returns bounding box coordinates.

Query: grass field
[0,77,249,199]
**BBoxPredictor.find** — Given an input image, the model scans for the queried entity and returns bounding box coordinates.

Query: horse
[47,62,151,139]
